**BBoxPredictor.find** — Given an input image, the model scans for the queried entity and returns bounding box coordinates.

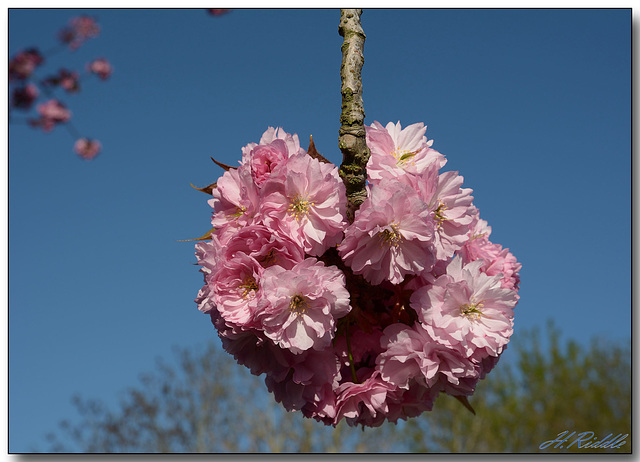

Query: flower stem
[338,9,370,223]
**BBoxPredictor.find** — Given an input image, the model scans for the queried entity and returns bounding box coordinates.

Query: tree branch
[338,9,370,223]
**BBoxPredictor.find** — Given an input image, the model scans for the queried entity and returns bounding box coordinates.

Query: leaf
[307,135,332,164]
[453,395,476,415]
[177,227,216,242]
[190,182,217,195]
[210,157,235,171]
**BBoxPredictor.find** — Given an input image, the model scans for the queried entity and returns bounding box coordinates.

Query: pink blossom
[11,84,39,110]
[257,126,303,153]
[250,143,288,187]
[211,252,264,328]
[29,99,71,132]
[208,165,260,243]
[458,218,522,290]
[255,258,350,354]
[260,154,347,256]
[9,48,44,81]
[194,236,225,314]
[376,322,477,391]
[195,284,215,316]
[264,373,307,412]
[222,224,304,270]
[214,317,295,378]
[59,16,100,50]
[87,58,112,80]
[365,121,446,182]
[195,235,223,275]
[412,256,518,361]
[301,383,339,423]
[265,348,342,415]
[37,99,71,121]
[334,370,398,427]
[406,168,477,260]
[384,381,439,422]
[213,332,303,421]
[44,69,80,93]
[74,138,101,160]
[285,348,343,388]
[339,179,436,285]
[60,69,80,92]
[241,127,303,187]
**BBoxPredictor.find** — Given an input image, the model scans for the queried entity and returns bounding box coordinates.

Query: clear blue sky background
[8,8,631,453]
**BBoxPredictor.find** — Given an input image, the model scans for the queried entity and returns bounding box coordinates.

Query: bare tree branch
[338,8,370,222]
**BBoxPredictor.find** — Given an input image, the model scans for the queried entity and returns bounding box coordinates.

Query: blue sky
[7,8,631,452]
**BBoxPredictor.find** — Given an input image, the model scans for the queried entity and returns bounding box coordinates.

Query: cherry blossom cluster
[9,15,111,160]
[194,122,521,427]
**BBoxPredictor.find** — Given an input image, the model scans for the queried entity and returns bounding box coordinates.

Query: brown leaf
[177,227,216,242]
[190,182,217,195]
[210,157,235,171]
[453,395,476,415]
[307,135,332,164]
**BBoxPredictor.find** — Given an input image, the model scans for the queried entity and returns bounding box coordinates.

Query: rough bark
[338,9,370,223]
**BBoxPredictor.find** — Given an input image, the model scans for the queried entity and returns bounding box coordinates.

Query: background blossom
[29,99,71,132]
[87,57,112,80]
[73,138,101,160]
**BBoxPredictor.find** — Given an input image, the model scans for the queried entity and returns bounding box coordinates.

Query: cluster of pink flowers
[28,99,71,132]
[194,122,521,427]
[58,15,100,50]
[43,68,81,93]
[8,48,44,81]
[9,16,112,158]
[11,83,39,110]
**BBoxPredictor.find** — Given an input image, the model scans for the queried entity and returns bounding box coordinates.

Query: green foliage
[42,323,631,453]
[404,322,631,453]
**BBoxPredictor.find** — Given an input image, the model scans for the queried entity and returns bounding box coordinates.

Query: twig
[338,9,370,223]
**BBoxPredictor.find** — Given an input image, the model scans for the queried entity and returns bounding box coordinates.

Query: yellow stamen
[380,222,403,248]
[230,205,247,218]
[289,294,308,316]
[288,195,314,221]
[460,301,484,320]
[238,276,258,299]
[434,202,448,228]
[259,249,278,267]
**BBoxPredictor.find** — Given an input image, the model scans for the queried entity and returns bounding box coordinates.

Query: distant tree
[404,322,631,453]
[41,323,630,453]
[42,341,401,453]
